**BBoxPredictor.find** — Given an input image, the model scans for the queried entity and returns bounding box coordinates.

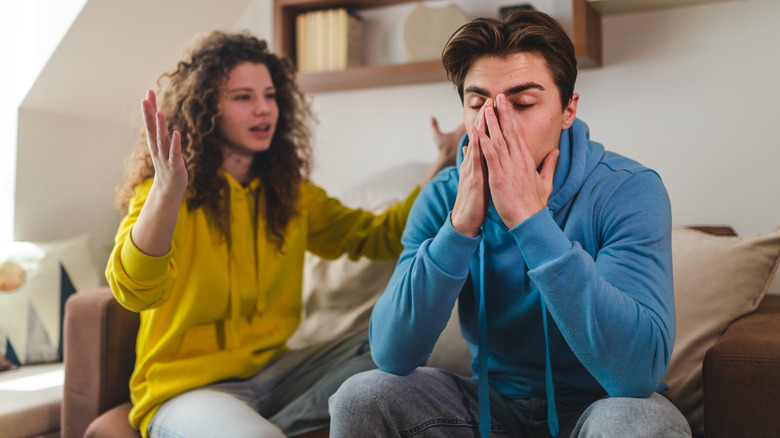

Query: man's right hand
[451,105,489,237]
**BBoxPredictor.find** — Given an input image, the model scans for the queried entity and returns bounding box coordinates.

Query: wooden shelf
[587,0,734,15]
[274,0,602,93]
[297,60,447,93]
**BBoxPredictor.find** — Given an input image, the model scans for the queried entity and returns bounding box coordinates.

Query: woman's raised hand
[142,90,188,201]
[131,90,189,257]
[418,117,465,189]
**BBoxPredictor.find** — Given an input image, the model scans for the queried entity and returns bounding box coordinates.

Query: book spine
[295,12,307,73]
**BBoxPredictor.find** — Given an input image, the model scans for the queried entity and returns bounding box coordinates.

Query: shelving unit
[587,0,734,15]
[272,0,601,93]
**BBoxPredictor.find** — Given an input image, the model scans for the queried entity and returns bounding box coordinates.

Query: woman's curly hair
[116,31,313,247]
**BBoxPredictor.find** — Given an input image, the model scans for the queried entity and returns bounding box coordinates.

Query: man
[329,9,691,438]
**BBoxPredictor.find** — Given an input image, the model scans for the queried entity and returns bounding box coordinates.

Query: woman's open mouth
[250,124,272,136]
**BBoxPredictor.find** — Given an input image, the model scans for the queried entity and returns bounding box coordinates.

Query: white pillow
[0,234,102,365]
[287,162,432,349]
[664,226,780,435]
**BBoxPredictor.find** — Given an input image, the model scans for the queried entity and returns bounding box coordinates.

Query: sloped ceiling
[21,0,254,126]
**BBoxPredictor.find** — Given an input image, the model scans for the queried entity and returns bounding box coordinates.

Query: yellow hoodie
[106,174,419,436]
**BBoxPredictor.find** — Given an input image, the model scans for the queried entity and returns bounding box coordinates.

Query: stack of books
[296,8,364,73]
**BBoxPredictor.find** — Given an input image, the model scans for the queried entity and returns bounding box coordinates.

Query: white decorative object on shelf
[399,2,469,62]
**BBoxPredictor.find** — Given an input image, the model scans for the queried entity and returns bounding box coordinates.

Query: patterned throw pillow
[0,235,101,365]
[0,352,17,371]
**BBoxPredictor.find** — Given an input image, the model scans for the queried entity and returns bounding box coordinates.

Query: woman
[107,31,459,438]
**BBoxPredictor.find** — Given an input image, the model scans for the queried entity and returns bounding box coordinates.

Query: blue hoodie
[369,118,674,435]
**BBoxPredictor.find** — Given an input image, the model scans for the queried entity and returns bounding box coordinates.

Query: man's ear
[561,93,579,130]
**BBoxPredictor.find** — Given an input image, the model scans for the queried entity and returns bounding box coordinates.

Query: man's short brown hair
[442,10,577,110]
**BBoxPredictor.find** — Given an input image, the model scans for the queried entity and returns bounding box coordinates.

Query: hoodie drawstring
[541,298,559,436]
[478,236,490,438]
[476,231,559,437]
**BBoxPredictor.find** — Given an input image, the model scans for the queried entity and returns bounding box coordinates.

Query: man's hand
[478,94,558,229]
[451,106,489,237]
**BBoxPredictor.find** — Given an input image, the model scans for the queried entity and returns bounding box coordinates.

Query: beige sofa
[0,362,62,438]
[59,223,780,438]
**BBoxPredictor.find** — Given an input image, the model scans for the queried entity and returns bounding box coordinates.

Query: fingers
[474,101,487,133]
[430,116,441,136]
[169,130,182,165]
[539,149,559,186]
[147,89,156,108]
[156,111,171,161]
[494,94,516,134]
[480,99,505,171]
[469,127,482,164]
[495,94,534,163]
[142,89,174,162]
[142,94,159,157]
[483,99,501,137]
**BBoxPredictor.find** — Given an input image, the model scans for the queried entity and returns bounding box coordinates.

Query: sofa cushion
[664,226,780,435]
[0,362,63,438]
[84,402,139,438]
[287,162,431,349]
[703,295,780,438]
[0,235,101,365]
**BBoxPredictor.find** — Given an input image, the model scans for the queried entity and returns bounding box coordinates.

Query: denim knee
[329,369,389,416]
[572,393,691,438]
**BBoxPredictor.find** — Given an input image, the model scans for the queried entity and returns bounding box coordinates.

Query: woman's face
[215,62,279,156]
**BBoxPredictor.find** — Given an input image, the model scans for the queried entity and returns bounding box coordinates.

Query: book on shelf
[295,8,364,74]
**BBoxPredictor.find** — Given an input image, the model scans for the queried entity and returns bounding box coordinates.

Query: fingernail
[497,94,506,104]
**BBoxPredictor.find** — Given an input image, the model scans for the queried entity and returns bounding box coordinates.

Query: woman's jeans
[147,329,374,438]
[329,367,692,437]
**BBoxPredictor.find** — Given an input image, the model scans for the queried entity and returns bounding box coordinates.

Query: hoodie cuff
[427,212,481,277]
[120,233,173,283]
[509,208,572,270]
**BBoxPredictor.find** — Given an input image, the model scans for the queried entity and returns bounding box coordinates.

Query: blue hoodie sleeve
[369,170,479,375]
[511,170,674,398]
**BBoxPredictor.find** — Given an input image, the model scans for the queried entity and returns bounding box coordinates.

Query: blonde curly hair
[116,31,314,246]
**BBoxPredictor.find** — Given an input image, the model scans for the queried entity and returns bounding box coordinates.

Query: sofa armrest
[703,294,780,438]
[61,287,139,438]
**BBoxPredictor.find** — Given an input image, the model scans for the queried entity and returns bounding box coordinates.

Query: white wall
[307,0,780,292]
[12,0,779,292]
[0,0,88,243]
[13,109,135,265]
[12,0,259,269]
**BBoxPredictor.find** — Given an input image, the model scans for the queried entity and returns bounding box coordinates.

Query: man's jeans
[329,367,692,437]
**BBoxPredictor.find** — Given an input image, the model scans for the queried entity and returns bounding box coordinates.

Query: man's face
[462,52,578,167]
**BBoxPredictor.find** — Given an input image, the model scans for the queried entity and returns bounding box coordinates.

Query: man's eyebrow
[505,83,545,96]
[463,83,545,97]
[464,85,489,96]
